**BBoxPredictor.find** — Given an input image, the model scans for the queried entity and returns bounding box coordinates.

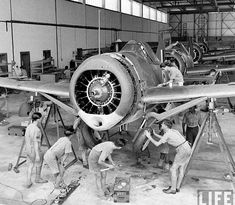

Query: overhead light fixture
[186,8,197,10]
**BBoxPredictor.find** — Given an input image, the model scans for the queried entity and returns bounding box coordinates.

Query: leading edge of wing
[142,83,235,104]
[0,77,70,98]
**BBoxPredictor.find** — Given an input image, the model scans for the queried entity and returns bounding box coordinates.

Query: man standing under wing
[182,106,202,147]
[25,112,48,188]
[144,119,191,194]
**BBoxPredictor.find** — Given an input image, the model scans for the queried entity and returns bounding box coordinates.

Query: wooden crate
[113,177,130,203]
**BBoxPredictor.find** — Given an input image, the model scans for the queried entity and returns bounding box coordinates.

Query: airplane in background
[1,40,235,153]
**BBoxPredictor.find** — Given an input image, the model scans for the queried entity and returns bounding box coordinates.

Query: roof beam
[158,2,234,9]
[169,7,234,14]
[227,0,235,9]
[142,0,185,2]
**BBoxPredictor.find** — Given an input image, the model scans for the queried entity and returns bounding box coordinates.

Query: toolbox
[113,177,130,203]
[8,125,26,137]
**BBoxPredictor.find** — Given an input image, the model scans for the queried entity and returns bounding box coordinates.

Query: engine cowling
[70,54,135,131]
[70,41,165,131]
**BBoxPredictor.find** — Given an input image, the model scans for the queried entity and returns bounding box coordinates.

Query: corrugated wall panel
[57,0,85,25]
[0,0,169,69]
[121,14,134,31]
[0,23,12,58]
[12,0,55,23]
[119,31,133,41]
[143,19,151,33]
[58,27,76,68]
[14,24,56,62]
[86,6,100,27]
[0,0,10,20]
[86,29,98,48]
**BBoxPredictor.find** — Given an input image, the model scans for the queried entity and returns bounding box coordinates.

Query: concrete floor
[0,92,235,205]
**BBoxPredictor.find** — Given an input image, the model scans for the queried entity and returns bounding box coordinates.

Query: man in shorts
[44,128,74,188]
[182,106,202,147]
[88,138,127,196]
[25,112,48,188]
[144,119,191,194]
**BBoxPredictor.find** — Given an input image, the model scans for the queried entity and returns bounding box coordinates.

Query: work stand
[13,102,77,173]
[181,101,235,189]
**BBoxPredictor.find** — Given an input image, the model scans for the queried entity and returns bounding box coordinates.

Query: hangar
[0,0,235,204]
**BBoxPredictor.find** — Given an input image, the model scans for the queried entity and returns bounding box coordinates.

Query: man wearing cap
[44,128,74,188]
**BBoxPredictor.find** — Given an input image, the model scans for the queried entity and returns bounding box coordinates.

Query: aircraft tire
[133,128,148,154]
[180,52,194,73]
[80,122,98,149]
[198,42,209,54]
[80,123,109,149]
[193,43,203,62]
[165,49,186,73]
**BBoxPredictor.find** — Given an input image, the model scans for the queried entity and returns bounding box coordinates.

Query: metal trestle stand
[181,99,235,189]
[13,102,77,172]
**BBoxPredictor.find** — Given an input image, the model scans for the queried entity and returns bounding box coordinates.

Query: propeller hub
[88,79,112,105]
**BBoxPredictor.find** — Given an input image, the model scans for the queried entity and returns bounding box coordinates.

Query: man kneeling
[44,128,74,188]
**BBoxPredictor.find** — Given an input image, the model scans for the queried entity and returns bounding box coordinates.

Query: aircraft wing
[142,83,235,104]
[0,77,69,98]
[186,66,235,75]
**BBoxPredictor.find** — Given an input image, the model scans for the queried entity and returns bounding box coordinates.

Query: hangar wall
[0,0,169,69]
[169,12,235,40]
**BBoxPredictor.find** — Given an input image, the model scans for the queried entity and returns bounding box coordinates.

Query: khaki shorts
[88,149,106,173]
[172,142,191,168]
[44,150,60,174]
[26,149,43,167]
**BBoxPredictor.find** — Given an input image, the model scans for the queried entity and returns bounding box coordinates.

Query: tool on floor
[50,177,81,205]
[113,177,130,203]
[101,164,122,172]
[8,125,26,137]
[181,98,235,188]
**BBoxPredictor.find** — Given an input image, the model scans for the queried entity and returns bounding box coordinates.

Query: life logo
[198,190,233,205]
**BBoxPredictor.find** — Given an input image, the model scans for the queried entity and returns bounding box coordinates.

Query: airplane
[1,40,235,154]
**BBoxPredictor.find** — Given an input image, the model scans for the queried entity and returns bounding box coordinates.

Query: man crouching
[44,128,74,188]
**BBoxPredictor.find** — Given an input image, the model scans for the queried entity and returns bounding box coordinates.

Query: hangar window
[132,1,142,17]
[67,0,83,3]
[162,12,167,23]
[86,0,103,8]
[121,0,132,14]
[157,10,162,22]
[143,5,150,19]
[105,0,119,11]
[150,8,156,20]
